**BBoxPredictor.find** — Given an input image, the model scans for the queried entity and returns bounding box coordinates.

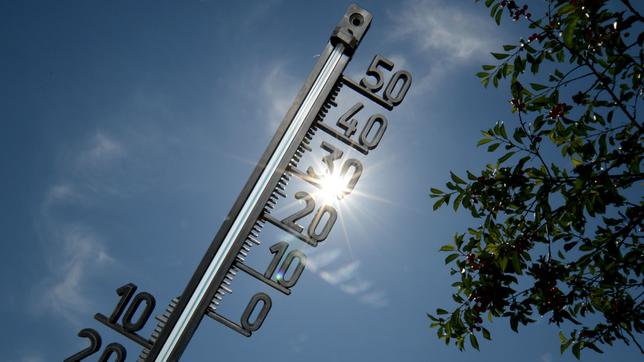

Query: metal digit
[122,292,156,332]
[383,70,412,105]
[280,191,315,233]
[240,292,272,332]
[307,141,343,181]
[64,328,101,362]
[277,250,307,288]
[108,283,137,324]
[336,102,363,137]
[308,204,337,242]
[339,158,363,196]
[264,241,289,278]
[359,114,388,150]
[359,54,394,92]
[98,343,126,362]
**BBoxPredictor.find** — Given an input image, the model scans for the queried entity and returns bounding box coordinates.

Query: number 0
[241,293,272,332]
[359,114,388,150]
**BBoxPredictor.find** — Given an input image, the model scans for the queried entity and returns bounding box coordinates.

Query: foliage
[428,0,643,358]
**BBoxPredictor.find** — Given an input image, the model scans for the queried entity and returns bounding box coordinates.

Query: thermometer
[64,4,411,361]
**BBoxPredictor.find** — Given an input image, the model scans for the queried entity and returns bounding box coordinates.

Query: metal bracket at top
[331,4,372,55]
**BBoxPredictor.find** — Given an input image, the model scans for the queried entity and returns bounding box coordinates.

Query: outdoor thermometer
[64,4,412,361]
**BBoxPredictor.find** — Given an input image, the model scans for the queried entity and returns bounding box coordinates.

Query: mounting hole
[350,13,363,27]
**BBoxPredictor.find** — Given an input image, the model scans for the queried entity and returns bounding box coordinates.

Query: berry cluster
[527,32,542,43]
[499,1,531,21]
[548,103,568,119]
[530,259,569,319]
[511,97,526,112]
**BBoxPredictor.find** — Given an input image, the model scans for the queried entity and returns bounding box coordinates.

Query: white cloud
[78,131,125,166]
[20,355,45,362]
[392,0,496,61]
[34,131,123,325]
[390,0,501,92]
[339,279,372,295]
[360,291,388,309]
[41,225,113,324]
[307,248,342,272]
[319,261,361,285]
[540,352,553,362]
[305,247,387,308]
[260,63,300,133]
[44,183,79,205]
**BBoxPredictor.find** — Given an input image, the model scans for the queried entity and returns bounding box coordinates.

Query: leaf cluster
[430,0,643,358]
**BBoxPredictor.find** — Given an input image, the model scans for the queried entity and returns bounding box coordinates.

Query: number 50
[359,54,412,106]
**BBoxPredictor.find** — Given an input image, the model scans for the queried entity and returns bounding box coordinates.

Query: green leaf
[499,257,509,271]
[511,252,522,274]
[450,172,466,185]
[436,308,449,315]
[498,151,515,164]
[572,158,582,167]
[572,342,581,359]
[433,197,445,210]
[487,143,500,152]
[430,188,444,195]
[503,44,516,51]
[563,17,579,49]
[476,71,489,78]
[495,8,503,25]
[478,138,493,146]
[445,253,459,264]
[440,244,455,251]
[530,82,548,91]
[558,3,575,15]
[559,331,570,354]
[453,193,463,211]
[556,50,565,62]
[482,64,496,70]
[510,315,518,332]
[469,334,480,350]
[489,3,500,19]
[481,328,491,340]
[586,343,603,353]
[491,52,509,60]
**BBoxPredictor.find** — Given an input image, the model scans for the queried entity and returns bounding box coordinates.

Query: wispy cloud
[360,291,388,309]
[78,131,125,166]
[19,355,45,362]
[307,248,389,308]
[260,62,300,133]
[340,279,372,295]
[392,0,496,61]
[319,261,361,285]
[44,183,79,205]
[36,131,123,324]
[306,248,342,272]
[540,352,553,362]
[389,0,501,91]
[41,225,113,324]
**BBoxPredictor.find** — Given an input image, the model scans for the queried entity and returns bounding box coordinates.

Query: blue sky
[1,1,641,361]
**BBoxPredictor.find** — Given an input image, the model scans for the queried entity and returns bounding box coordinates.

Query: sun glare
[316,172,349,204]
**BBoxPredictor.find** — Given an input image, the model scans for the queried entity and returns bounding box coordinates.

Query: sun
[316,172,349,204]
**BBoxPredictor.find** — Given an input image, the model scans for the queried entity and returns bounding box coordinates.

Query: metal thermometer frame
[145,5,373,361]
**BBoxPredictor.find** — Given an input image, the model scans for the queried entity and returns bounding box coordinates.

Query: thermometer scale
[64,4,412,361]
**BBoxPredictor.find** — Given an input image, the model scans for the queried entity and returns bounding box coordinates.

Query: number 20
[64,328,126,362]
